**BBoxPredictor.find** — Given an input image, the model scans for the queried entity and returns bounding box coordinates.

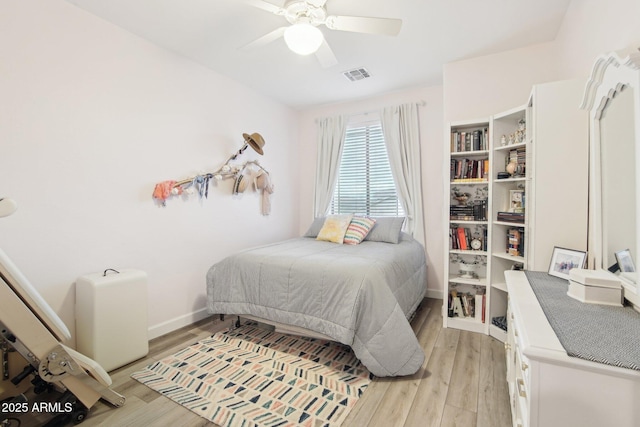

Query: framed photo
[548,246,587,280]
[615,249,636,273]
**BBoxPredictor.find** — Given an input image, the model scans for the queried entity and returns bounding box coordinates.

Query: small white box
[568,268,622,288]
[567,269,622,306]
[567,280,623,307]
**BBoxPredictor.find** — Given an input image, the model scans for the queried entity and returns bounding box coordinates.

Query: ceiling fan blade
[325,15,402,36]
[243,0,285,15]
[306,0,328,7]
[315,39,338,68]
[239,27,287,51]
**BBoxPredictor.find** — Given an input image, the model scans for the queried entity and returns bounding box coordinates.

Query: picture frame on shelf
[615,249,635,273]
[548,246,587,280]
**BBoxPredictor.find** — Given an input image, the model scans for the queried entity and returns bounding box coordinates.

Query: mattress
[206,235,427,376]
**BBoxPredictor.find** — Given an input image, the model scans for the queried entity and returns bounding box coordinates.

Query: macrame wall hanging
[152,132,274,215]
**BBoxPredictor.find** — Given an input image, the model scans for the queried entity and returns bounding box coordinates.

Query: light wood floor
[17,298,512,427]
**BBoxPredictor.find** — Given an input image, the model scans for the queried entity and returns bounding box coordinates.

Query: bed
[206,219,427,377]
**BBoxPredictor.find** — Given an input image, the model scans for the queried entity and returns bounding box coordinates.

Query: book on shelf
[449,290,475,317]
[483,227,488,251]
[448,289,484,320]
[450,205,474,220]
[452,177,488,183]
[451,128,488,152]
[449,226,459,249]
[474,293,485,322]
[472,199,488,221]
[450,199,487,221]
[497,211,525,223]
[461,294,471,316]
[457,227,468,250]
[450,158,488,181]
[450,225,487,251]
[507,227,525,257]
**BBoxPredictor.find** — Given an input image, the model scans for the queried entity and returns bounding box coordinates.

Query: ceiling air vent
[343,67,371,82]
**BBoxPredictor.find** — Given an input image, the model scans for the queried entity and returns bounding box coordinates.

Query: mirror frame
[581,46,640,302]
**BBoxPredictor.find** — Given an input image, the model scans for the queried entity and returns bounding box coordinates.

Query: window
[331,120,404,216]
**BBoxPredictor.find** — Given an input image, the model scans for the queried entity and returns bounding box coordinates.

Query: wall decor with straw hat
[152,132,273,215]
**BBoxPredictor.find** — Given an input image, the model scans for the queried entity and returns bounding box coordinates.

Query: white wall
[443,42,558,121]
[0,0,300,341]
[555,0,640,80]
[297,86,444,297]
[442,0,640,147]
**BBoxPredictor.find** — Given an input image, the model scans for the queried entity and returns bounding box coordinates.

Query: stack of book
[567,269,623,306]
[507,228,525,257]
[450,205,474,221]
[450,199,488,221]
[497,211,525,223]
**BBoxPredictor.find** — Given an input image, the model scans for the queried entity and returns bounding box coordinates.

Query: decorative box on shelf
[567,268,623,307]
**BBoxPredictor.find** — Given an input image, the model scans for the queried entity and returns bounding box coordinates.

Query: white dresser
[505,270,640,427]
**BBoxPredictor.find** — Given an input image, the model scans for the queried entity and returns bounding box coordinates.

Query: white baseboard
[148,307,211,340]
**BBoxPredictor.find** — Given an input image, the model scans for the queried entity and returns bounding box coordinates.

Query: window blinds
[331,122,404,216]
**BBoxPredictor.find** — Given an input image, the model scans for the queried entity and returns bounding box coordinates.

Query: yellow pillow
[316,214,353,244]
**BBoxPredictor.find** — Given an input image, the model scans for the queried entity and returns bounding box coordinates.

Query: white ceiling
[64,0,573,110]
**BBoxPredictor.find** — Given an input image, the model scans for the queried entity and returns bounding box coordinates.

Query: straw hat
[243,132,265,155]
[233,172,251,194]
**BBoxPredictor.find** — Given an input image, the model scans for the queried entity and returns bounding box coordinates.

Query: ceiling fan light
[284,23,323,55]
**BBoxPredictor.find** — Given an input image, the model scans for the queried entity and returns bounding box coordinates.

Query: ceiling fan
[240,0,403,68]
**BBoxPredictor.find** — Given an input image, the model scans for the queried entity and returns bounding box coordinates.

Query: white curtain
[313,115,347,217]
[381,103,426,246]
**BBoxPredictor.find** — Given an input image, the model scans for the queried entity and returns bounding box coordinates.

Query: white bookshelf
[489,104,529,341]
[443,79,589,342]
[443,119,491,332]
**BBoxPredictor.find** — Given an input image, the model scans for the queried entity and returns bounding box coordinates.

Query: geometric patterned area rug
[131,323,372,427]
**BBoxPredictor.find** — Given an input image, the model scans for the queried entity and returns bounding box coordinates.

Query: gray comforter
[206,235,427,377]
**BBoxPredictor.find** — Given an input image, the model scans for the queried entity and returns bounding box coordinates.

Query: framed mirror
[581,46,640,303]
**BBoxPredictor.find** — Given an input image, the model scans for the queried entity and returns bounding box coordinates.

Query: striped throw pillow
[343,217,377,245]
